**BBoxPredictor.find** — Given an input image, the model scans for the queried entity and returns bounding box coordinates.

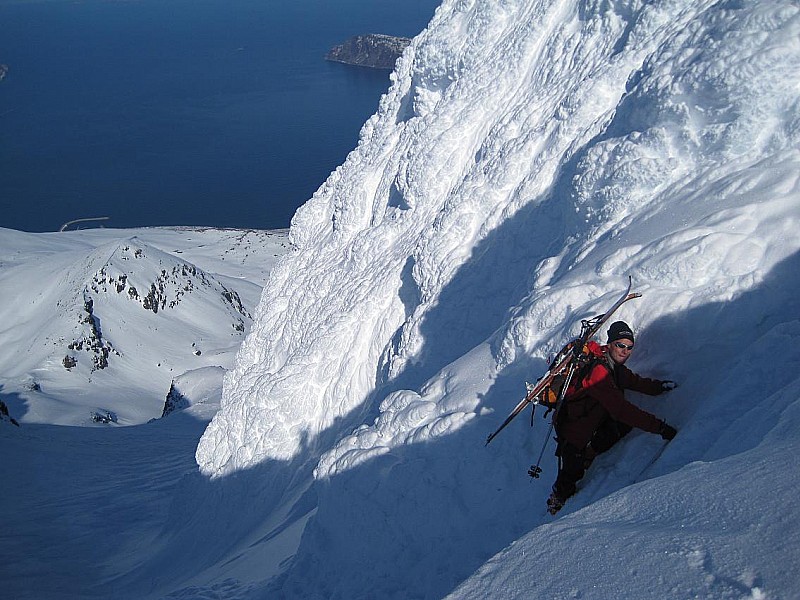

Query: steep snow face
[198,0,799,471]
[198,0,799,594]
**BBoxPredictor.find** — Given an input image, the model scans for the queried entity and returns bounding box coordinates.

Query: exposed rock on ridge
[59,239,252,375]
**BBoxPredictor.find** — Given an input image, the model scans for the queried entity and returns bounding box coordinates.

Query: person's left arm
[617,365,672,396]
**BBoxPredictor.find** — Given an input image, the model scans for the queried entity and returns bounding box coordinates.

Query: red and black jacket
[557,341,665,450]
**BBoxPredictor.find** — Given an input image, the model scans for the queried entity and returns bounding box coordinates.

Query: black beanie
[607,321,634,344]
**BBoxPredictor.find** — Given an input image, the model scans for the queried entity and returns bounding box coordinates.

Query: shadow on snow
[4,238,798,599]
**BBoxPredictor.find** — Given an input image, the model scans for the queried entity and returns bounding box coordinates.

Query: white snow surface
[197,0,800,596]
[0,226,288,424]
[3,0,800,598]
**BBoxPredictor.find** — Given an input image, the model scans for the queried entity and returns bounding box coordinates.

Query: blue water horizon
[0,0,439,233]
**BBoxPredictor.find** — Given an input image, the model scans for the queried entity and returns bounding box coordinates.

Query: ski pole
[527,419,554,478]
[528,358,579,478]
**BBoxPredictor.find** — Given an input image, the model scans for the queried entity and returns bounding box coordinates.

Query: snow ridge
[0,230,282,425]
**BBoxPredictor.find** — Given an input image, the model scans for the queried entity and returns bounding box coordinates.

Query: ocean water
[0,0,440,233]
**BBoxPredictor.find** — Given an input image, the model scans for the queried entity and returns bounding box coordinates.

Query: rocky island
[325,34,411,70]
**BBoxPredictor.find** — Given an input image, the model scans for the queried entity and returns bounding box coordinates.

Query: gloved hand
[659,422,678,441]
[660,380,678,393]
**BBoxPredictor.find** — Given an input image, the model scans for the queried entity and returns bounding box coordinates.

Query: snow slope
[0,227,288,424]
[195,0,800,597]
[2,0,800,598]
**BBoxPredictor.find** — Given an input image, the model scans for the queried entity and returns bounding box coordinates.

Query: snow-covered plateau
[3,0,800,598]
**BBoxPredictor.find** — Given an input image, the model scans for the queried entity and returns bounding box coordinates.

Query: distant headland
[325,34,411,70]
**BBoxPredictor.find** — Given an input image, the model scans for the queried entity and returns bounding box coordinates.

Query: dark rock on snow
[0,401,20,427]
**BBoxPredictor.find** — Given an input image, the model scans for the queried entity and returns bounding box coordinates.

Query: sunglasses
[613,341,634,350]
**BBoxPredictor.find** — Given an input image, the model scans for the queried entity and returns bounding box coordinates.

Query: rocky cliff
[325,34,411,70]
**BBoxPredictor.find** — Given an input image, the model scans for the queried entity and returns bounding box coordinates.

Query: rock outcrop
[0,401,20,427]
[325,34,411,70]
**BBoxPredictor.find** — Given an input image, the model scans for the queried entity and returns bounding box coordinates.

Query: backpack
[533,339,607,415]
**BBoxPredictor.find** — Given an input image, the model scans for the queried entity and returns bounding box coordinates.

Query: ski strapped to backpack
[531,339,605,418]
[485,277,642,449]
[526,327,608,479]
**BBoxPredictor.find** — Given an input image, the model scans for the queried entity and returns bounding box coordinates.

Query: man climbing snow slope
[547,321,679,515]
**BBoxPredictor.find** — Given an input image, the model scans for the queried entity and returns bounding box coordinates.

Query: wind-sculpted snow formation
[197,0,800,597]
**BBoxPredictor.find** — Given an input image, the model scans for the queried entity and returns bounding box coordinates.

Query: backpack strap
[557,348,611,421]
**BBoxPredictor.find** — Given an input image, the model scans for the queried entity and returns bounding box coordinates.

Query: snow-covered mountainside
[2,0,800,598]
[0,227,288,425]
[193,0,800,597]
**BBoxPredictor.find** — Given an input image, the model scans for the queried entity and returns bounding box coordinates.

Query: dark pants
[552,418,633,500]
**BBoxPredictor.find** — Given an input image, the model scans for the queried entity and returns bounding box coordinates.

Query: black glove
[660,380,678,393]
[659,422,677,441]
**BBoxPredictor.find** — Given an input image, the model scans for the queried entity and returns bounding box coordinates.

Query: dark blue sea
[0,0,439,232]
